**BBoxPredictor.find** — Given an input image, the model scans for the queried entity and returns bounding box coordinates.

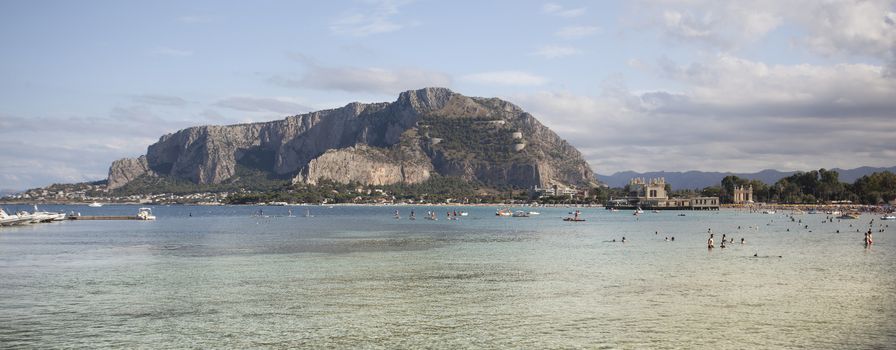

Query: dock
[68,216,143,221]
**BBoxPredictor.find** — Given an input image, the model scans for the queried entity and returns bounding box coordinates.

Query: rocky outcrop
[300,144,433,186]
[107,155,154,189]
[107,87,597,190]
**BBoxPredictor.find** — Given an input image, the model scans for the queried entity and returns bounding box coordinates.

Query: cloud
[460,71,548,86]
[330,0,413,37]
[214,96,312,114]
[511,55,896,174]
[637,0,893,63]
[150,46,193,57]
[272,61,452,94]
[132,94,191,107]
[555,25,600,39]
[543,3,586,18]
[532,45,582,59]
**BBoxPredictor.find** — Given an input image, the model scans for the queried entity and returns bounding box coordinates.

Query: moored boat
[837,212,860,220]
[0,209,33,226]
[512,210,530,217]
[496,208,512,217]
[88,202,103,207]
[881,215,896,220]
[137,208,156,220]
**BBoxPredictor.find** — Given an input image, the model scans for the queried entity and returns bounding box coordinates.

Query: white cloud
[272,64,452,95]
[460,71,548,86]
[214,96,311,114]
[543,3,586,18]
[638,0,893,63]
[555,25,600,39]
[330,0,413,37]
[532,45,582,59]
[132,94,191,107]
[511,55,896,174]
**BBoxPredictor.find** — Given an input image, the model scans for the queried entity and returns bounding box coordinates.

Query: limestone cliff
[107,155,154,189]
[107,87,596,190]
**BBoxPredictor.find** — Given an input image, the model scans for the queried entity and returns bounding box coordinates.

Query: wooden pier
[68,216,142,221]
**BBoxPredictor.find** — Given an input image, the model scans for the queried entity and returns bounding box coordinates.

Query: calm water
[1,205,893,348]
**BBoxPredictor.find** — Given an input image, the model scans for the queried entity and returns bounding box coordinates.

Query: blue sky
[1,0,895,190]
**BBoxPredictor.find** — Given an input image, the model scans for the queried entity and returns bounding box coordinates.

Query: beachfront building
[531,184,585,199]
[733,185,754,204]
[605,177,719,210]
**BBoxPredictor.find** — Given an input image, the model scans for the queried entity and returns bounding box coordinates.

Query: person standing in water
[707,233,715,249]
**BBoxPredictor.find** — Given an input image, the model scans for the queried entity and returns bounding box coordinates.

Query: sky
[1,0,895,190]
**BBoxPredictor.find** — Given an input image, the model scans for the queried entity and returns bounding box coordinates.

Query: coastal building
[532,184,583,198]
[606,177,719,210]
[733,185,753,204]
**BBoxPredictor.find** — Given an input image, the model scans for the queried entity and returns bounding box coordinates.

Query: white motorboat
[527,211,540,216]
[496,208,512,217]
[88,202,103,207]
[136,208,156,220]
[29,205,66,223]
[0,209,32,226]
[881,215,896,220]
[512,210,530,217]
[762,210,776,214]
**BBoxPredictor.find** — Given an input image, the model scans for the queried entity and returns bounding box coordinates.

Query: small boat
[837,212,860,220]
[881,215,896,220]
[677,213,686,216]
[88,202,103,207]
[563,210,585,222]
[459,212,469,217]
[0,209,32,226]
[807,209,819,214]
[29,205,65,223]
[136,208,156,220]
[512,210,530,217]
[496,208,512,217]
[634,207,644,215]
[762,210,776,214]
[652,210,660,213]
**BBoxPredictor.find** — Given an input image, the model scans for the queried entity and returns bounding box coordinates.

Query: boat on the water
[29,205,65,223]
[512,210,530,217]
[563,210,585,222]
[881,215,896,220]
[0,209,32,226]
[762,210,776,214]
[496,208,512,217]
[88,202,103,207]
[137,208,156,220]
[837,212,860,220]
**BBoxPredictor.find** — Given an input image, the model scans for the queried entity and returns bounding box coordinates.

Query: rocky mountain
[108,88,596,190]
[597,166,896,189]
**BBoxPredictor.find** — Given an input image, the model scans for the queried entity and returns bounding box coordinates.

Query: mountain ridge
[108,87,597,191]
[597,166,896,189]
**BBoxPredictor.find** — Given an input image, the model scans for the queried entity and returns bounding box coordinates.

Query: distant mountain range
[596,166,896,189]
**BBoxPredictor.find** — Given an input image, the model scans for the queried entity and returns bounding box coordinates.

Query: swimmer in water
[741,238,745,244]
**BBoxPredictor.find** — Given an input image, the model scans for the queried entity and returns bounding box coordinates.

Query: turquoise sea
[1,205,893,348]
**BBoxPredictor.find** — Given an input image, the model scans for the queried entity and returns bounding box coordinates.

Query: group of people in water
[396,210,462,221]
[706,230,745,249]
